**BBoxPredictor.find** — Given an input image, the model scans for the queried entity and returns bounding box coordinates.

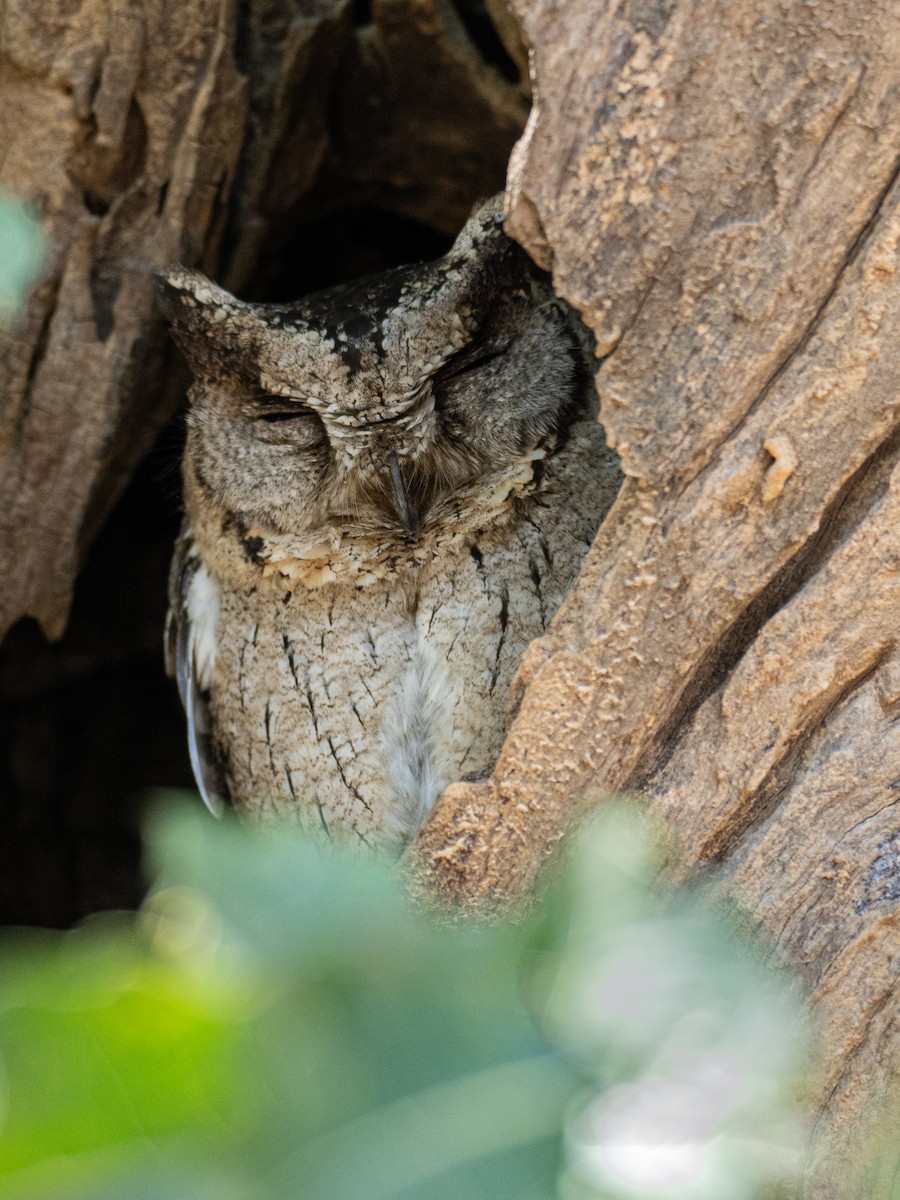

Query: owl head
[158,198,592,550]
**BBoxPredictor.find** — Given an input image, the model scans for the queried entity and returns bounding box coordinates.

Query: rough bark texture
[410,0,900,1192]
[0,0,247,641]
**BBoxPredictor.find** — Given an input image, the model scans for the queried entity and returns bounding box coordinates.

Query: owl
[159,197,621,855]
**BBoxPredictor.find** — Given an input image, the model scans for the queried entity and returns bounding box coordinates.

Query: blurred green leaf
[0,919,245,1197]
[532,803,810,1199]
[0,796,813,1200]
[0,195,45,325]
[142,802,574,1197]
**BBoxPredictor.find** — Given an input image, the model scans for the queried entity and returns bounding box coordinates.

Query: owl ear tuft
[157,267,244,326]
[157,268,260,373]
[158,264,227,306]
[441,195,537,328]
[450,196,508,262]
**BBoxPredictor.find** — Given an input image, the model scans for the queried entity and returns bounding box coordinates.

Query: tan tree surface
[412,0,900,1191]
[1,0,898,1192]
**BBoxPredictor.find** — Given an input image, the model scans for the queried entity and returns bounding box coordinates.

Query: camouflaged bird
[159,197,620,854]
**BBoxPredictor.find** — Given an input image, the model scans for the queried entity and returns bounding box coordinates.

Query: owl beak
[387,454,418,536]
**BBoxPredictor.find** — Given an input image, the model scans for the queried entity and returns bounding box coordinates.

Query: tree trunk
[411,0,900,1192]
[0,0,247,642]
[2,0,898,1193]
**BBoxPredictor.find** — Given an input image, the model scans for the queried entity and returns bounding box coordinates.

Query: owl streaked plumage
[159,197,621,854]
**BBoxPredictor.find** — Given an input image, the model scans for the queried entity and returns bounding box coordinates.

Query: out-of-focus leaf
[530,803,810,1199]
[0,917,247,1195]
[269,1055,572,1200]
[0,195,45,325]
[0,795,812,1200]
[142,801,578,1193]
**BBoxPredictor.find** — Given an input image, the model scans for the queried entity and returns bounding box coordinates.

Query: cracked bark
[0,0,247,641]
[410,0,900,1192]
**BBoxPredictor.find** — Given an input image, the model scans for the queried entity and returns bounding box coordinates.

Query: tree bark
[0,0,247,641]
[411,0,900,1192]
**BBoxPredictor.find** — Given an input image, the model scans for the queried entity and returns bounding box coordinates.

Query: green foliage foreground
[0,800,809,1200]
[0,193,44,325]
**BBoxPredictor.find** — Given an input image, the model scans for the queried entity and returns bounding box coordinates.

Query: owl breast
[198,420,616,853]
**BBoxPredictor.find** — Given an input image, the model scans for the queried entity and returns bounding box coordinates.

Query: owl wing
[165,527,228,816]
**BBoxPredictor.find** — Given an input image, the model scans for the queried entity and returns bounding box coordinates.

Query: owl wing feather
[166,527,228,816]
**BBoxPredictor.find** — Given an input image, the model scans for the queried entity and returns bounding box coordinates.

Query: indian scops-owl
[159,197,621,854]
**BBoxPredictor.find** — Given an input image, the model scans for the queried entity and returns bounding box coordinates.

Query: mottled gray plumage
[160,198,620,853]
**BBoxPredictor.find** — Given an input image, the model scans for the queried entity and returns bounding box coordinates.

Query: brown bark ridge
[0,0,246,642]
[411,0,900,1191]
